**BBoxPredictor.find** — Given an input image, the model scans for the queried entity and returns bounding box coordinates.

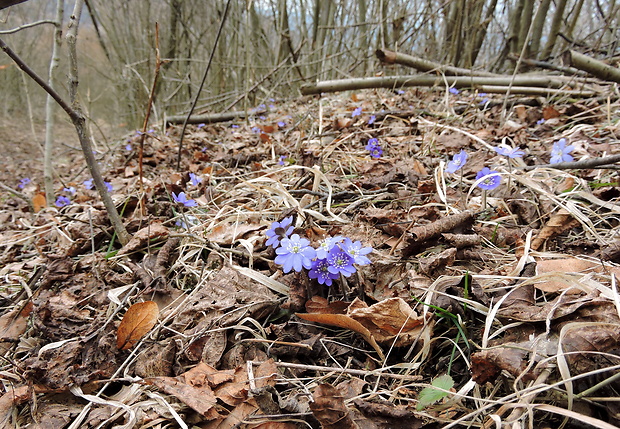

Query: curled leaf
[117,301,159,350]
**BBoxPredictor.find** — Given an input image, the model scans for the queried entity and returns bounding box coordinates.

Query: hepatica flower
[352,107,363,117]
[18,177,31,189]
[309,258,340,286]
[84,179,94,190]
[189,172,202,186]
[550,138,574,164]
[368,115,376,125]
[275,234,317,273]
[475,167,501,190]
[341,238,372,265]
[365,138,383,158]
[63,186,76,195]
[494,145,525,159]
[449,87,459,95]
[446,150,468,174]
[55,195,71,207]
[172,191,197,207]
[265,216,294,248]
[104,181,113,192]
[327,247,356,277]
[316,235,344,259]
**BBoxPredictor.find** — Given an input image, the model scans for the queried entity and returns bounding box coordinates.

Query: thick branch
[562,50,620,84]
[300,75,581,95]
[523,154,620,171]
[166,107,267,126]
[376,49,498,77]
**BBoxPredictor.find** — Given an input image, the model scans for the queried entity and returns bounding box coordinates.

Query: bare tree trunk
[541,0,568,59]
[43,0,64,206]
[470,0,499,66]
[529,0,552,58]
[517,0,535,55]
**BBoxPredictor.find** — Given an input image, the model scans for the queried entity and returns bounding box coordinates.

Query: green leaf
[416,374,454,410]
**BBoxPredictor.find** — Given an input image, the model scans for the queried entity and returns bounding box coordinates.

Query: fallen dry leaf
[530,209,580,251]
[116,222,169,257]
[32,192,46,212]
[310,383,357,429]
[116,301,159,350]
[297,311,385,360]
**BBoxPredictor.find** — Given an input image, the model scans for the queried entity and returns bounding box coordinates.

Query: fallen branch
[507,54,587,76]
[300,75,580,96]
[376,48,498,77]
[523,154,620,171]
[562,50,620,84]
[165,107,266,126]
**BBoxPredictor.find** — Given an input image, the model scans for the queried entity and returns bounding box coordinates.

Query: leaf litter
[0,89,620,428]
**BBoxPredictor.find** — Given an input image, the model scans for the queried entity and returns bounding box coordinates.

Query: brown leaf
[116,222,169,257]
[310,384,358,429]
[116,301,159,350]
[348,298,431,347]
[0,301,32,342]
[296,312,385,360]
[32,192,46,212]
[543,105,560,120]
[530,209,580,251]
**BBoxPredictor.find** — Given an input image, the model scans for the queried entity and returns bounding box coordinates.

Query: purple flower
[231,124,240,129]
[251,126,262,133]
[341,238,372,265]
[265,216,294,248]
[449,87,459,95]
[550,138,574,164]
[278,155,286,166]
[309,258,340,286]
[104,181,113,192]
[446,150,468,174]
[365,138,383,158]
[18,178,31,189]
[494,145,525,159]
[189,172,202,186]
[84,179,94,190]
[172,191,197,207]
[397,89,405,95]
[277,121,286,128]
[63,186,76,195]
[175,215,199,230]
[55,195,71,207]
[327,247,356,277]
[536,119,545,125]
[475,167,501,190]
[478,92,487,97]
[479,98,489,105]
[316,235,344,259]
[352,107,363,117]
[125,143,132,151]
[368,115,376,125]
[275,234,317,273]
[197,123,206,128]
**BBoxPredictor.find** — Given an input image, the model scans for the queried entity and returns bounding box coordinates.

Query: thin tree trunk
[470,0,499,67]
[43,0,64,206]
[541,0,568,59]
[529,0,552,58]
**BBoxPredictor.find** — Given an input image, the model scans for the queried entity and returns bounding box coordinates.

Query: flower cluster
[265,217,373,286]
[365,138,383,158]
[445,149,501,191]
[18,178,31,189]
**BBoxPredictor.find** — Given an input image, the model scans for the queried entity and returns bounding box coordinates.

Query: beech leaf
[117,301,159,350]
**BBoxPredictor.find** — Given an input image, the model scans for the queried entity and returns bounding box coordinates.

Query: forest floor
[0,87,619,429]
